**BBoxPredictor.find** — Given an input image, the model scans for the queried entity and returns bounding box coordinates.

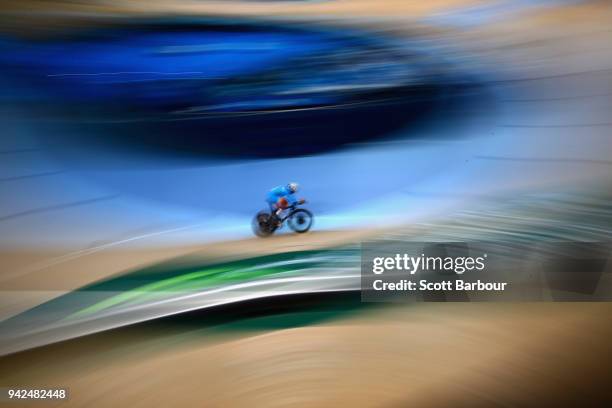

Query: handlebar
[289,199,306,208]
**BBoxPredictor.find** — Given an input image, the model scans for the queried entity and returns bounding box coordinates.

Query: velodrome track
[1,0,612,406]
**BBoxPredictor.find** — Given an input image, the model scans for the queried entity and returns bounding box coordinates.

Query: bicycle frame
[278,206,300,222]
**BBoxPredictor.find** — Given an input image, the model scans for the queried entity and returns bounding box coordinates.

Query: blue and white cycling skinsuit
[266,185,297,212]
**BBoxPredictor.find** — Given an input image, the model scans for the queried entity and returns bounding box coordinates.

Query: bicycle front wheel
[287,209,313,233]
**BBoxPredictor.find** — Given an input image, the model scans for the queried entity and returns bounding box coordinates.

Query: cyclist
[266,182,304,220]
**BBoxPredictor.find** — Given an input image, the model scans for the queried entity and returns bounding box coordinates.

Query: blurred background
[0,0,611,406]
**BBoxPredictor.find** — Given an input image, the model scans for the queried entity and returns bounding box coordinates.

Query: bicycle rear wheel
[252,211,275,237]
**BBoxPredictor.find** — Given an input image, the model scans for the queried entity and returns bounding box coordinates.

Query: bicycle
[252,201,314,237]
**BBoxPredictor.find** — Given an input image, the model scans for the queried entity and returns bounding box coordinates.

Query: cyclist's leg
[264,199,279,226]
[265,195,276,213]
[271,200,284,226]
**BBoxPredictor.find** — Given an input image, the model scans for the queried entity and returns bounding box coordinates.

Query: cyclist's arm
[285,194,298,205]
